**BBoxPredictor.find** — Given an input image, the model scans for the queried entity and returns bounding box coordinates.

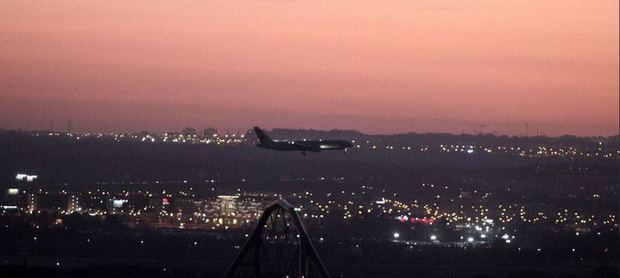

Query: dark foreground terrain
[0,132,618,277]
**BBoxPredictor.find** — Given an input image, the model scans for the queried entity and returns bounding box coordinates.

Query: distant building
[66,194,82,214]
[26,193,37,213]
[204,195,266,227]
[182,128,197,136]
[2,173,39,211]
[1,187,21,210]
[28,193,70,213]
[107,198,128,215]
[16,173,38,183]
[203,127,218,138]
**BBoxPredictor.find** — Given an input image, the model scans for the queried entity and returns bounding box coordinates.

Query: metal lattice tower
[224,199,331,278]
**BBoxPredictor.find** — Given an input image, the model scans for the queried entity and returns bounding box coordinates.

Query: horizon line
[1,127,618,139]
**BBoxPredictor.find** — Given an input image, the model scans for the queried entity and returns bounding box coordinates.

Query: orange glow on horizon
[0,0,618,136]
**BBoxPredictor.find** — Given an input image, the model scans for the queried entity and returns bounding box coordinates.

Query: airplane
[253,126,353,155]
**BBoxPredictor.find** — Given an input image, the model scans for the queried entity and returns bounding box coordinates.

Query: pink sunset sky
[0,0,618,136]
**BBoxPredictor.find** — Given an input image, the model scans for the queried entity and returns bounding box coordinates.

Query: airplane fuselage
[257,140,352,153]
[253,127,352,154]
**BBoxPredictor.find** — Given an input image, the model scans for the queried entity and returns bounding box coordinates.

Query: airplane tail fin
[254,126,273,143]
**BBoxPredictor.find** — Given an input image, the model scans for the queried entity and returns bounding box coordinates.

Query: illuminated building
[204,195,267,228]
[1,187,21,210]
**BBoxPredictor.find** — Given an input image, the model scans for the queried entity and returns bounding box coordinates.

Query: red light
[409,217,434,225]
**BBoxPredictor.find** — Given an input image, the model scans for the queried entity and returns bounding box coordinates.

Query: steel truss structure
[224,199,331,278]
